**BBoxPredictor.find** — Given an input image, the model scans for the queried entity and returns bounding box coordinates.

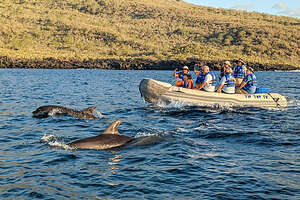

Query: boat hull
[139,78,287,108]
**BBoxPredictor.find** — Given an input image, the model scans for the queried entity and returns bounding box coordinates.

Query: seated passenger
[219,61,231,81]
[233,58,247,87]
[174,65,190,86]
[185,74,194,89]
[174,65,190,80]
[195,66,216,92]
[194,65,205,89]
[216,67,235,94]
[175,73,192,88]
[237,67,257,94]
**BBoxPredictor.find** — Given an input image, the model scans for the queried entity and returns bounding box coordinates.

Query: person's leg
[235,88,248,94]
[235,78,243,87]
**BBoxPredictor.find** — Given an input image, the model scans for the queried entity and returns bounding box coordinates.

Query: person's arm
[197,81,206,90]
[216,77,225,93]
[188,80,194,89]
[217,84,224,93]
[173,68,179,78]
[239,81,247,90]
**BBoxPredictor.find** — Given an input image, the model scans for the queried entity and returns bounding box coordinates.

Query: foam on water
[41,134,74,150]
[95,111,103,118]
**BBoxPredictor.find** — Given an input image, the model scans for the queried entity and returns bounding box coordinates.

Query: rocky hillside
[0,0,299,69]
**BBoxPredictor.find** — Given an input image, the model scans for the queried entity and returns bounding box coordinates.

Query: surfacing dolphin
[32,105,97,120]
[68,120,134,150]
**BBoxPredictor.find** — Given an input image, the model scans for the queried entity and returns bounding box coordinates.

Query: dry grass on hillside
[0,0,299,68]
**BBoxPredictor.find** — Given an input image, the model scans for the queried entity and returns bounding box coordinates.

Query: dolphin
[32,105,97,120]
[68,120,134,150]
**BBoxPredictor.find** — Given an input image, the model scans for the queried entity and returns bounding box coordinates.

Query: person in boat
[175,73,193,89]
[186,74,194,89]
[237,67,257,94]
[174,65,190,86]
[233,58,247,87]
[194,65,216,92]
[194,64,205,89]
[216,67,235,94]
[174,65,190,79]
[219,61,231,81]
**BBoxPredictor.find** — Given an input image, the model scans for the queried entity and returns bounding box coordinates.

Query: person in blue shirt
[233,58,247,87]
[238,67,257,94]
[216,67,235,94]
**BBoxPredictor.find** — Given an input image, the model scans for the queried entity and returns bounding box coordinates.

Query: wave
[146,102,275,116]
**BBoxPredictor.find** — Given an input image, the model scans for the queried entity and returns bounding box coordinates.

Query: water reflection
[107,152,122,174]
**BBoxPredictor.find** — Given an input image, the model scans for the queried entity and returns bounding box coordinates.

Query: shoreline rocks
[0,56,298,71]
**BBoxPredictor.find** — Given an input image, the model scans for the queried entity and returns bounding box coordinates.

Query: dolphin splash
[32,105,97,120]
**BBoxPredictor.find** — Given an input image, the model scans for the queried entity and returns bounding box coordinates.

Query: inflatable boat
[139,79,287,108]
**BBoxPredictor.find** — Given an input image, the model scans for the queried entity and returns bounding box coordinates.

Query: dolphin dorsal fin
[83,106,96,114]
[102,120,122,135]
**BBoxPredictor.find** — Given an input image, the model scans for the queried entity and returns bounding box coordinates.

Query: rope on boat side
[267,93,281,108]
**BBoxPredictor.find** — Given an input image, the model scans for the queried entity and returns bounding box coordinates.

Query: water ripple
[0,69,299,199]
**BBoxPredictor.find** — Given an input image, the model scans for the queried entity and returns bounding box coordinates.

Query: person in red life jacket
[216,67,235,94]
[233,58,247,87]
[219,61,231,81]
[195,66,216,92]
[175,73,193,89]
[175,73,186,87]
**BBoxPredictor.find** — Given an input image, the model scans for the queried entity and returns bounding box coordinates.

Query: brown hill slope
[0,0,299,69]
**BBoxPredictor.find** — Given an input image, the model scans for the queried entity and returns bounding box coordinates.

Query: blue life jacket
[205,72,216,86]
[196,72,205,84]
[234,65,246,79]
[224,74,235,87]
[244,74,257,90]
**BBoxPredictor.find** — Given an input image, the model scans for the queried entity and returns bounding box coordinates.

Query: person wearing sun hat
[174,65,190,79]
[217,66,235,94]
[174,65,191,86]
[237,67,257,94]
[233,58,247,87]
[219,61,231,81]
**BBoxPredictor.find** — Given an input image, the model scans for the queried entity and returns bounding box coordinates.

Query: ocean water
[0,69,299,199]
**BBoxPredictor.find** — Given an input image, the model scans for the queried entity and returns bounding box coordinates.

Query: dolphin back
[68,120,133,150]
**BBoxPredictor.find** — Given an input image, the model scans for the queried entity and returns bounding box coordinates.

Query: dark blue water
[0,69,299,199]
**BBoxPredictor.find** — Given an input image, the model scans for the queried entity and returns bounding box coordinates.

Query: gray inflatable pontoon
[139,78,287,108]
